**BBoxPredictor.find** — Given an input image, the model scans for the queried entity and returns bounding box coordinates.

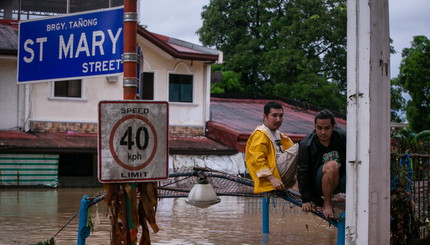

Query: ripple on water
[0,188,336,245]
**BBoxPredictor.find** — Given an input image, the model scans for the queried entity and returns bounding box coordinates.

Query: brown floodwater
[0,188,337,244]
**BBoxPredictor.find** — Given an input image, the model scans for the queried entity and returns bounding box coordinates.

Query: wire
[158,175,194,188]
[52,209,80,238]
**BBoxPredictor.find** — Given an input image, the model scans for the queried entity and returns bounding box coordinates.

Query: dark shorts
[315,162,346,197]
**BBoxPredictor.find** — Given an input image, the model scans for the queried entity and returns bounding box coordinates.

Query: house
[0,2,348,188]
[0,20,20,131]
[0,11,246,187]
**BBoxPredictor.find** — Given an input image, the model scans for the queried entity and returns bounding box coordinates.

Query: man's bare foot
[323,200,335,219]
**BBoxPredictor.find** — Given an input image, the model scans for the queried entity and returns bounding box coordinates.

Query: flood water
[0,188,337,245]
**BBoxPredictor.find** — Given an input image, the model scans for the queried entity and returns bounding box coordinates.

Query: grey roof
[0,23,17,55]
[168,37,220,56]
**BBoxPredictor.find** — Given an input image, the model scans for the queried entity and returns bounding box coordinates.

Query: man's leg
[276,143,299,189]
[321,160,340,219]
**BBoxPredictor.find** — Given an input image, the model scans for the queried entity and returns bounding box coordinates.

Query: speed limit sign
[98,100,168,183]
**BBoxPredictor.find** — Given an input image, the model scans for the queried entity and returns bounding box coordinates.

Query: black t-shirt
[314,137,345,170]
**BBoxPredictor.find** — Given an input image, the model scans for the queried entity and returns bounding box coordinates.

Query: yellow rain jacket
[245,126,294,193]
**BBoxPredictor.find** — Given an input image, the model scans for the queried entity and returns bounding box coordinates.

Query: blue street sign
[18,6,124,83]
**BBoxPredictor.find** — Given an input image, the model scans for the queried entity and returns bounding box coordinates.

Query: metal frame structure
[76,169,346,244]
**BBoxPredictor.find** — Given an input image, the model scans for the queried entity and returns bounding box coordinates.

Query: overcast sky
[139,0,430,78]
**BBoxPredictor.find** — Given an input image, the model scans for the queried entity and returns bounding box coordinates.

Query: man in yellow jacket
[245,101,297,193]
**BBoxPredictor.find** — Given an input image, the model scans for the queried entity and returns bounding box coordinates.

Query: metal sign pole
[105,1,139,244]
[98,3,165,240]
[123,0,138,244]
[123,0,138,99]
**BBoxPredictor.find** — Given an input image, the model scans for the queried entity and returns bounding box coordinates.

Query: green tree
[396,36,430,132]
[210,64,243,94]
[391,77,406,122]
[198,0,347,112]
[390,38,406,123]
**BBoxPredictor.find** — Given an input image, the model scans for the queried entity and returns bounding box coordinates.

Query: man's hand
[302,202,314,212]
[266,175,286,191]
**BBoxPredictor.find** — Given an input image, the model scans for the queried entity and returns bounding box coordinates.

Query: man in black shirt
[297,109,346,219]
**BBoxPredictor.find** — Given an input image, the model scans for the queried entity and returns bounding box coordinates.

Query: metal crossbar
[73,168,345,245]
[159,168,344,227]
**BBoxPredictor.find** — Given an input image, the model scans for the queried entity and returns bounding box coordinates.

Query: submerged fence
[410,153,430,221]
[391,138,430,239]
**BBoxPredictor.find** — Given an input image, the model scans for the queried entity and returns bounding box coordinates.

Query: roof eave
[137,26,218,62]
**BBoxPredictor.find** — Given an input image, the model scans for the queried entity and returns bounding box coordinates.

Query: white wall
[140,40,208,127]
[0,58,22,130]
[29,76,123,123]
[27,37,211,128]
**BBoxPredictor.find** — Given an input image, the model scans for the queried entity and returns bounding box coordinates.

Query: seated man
[245,101,298,193]
[297,109,346,219]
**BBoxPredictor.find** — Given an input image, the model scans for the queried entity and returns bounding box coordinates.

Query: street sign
[18,6,123,83]
[98,101,169,183]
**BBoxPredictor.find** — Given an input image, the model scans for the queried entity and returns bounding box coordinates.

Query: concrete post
[346,0,391,244]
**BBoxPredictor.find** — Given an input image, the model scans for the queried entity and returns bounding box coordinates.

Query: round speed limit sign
[109,114,157,171]
[98,101,168,183]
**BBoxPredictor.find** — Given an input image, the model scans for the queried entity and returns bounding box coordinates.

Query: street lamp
[185,176,220,208]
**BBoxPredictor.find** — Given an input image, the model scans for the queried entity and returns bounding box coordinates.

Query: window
[140,72,154,100]
[54,80,82,98]
[169,74,193,102]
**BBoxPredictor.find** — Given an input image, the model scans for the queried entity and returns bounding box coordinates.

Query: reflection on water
[0,188,336,245]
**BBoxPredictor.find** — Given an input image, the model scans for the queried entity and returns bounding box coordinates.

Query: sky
[139,0,430,79]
